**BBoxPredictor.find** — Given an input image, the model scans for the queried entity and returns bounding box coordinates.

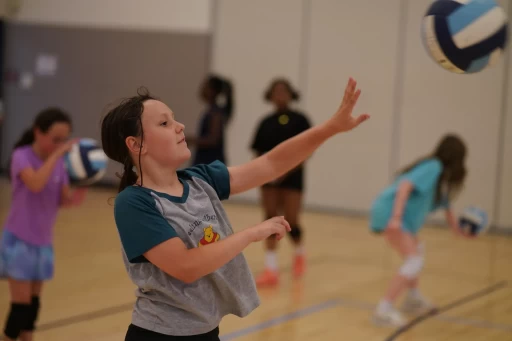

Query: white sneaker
[372,307,407,327]
[401,294,434,314]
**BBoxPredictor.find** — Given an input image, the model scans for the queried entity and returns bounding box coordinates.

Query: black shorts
[262,168,304,192]
[125,324,220,341]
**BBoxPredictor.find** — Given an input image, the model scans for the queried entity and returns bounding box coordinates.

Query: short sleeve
[402,159,443,194]
[300,114,312,133]
[114,188,178,263]
[250,119,266,154]
[10,148,33,178]
[181,160,231,200]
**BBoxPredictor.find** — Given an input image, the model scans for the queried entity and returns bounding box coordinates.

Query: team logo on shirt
[278,114,289,125]
[198,225,221,247]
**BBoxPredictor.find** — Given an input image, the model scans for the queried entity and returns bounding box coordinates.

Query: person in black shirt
[250,78,311,287]
[188,75,234,166]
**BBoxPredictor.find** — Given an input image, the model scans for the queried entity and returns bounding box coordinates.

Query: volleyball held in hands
[64,138,108,185]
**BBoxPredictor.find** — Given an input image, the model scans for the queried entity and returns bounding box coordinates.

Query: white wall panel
[303,0,402,212]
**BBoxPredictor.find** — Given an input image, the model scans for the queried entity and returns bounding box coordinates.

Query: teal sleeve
[182,160,231,200]
[114,188,178,263]
[402,159,443,194]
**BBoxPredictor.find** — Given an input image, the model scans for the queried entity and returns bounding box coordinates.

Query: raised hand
[55,138,80,158]
[328,77,370,133]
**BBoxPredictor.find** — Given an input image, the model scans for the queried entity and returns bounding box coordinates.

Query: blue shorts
[0,230,54,281]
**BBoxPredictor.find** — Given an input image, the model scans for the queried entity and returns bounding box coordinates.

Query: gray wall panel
[0,22,211,183]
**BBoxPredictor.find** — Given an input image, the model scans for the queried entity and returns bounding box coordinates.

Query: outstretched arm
[17,139,77,193]
[228,78,370,195]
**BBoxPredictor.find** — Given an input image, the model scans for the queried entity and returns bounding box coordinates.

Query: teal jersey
[370,158,449,234]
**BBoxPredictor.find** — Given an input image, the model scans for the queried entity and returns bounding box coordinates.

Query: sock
[265,251,278,271]
[295,245,305,256]
[377,299,393,313]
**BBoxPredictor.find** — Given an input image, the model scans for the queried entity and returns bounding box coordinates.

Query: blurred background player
[250,78,312,287]
[188,74,234,166]
[369,134,470,327]
[0,108,86,341]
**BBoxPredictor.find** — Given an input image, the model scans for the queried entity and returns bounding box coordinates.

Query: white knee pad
[399,255,424,279]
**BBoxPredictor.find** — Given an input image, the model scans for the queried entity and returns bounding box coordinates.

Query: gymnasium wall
[0,0,213,183]
[8,0,212,33]
[211,0,306,202]
[0,1,510,231]
[212,0,512,231]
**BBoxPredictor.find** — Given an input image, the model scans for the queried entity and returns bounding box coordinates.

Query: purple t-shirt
[3,146,69,246]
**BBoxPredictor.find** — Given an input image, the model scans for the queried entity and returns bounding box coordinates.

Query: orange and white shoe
[255,269,279,287]
[293,254,306,278]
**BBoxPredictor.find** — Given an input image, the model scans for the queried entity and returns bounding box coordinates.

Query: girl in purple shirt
[0,108,86,341]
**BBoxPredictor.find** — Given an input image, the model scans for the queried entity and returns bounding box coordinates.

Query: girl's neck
[276,105,289,113]
[31,143,47,160]
[136,165,183,197]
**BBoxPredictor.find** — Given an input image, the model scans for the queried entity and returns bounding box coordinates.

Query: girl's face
[34,122,71,157]
[270,82,292,108]
[132,99,191,168]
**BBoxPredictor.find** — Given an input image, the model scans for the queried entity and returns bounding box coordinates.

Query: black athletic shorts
[262,167,304,192]
[125,324,220,341]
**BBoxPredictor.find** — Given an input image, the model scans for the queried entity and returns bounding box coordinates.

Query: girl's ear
[125,136,142,154]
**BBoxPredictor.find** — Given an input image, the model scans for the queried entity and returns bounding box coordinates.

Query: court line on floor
[0,256,507,340]
[0,286,507,341]
[0,256,330,341]
[0,303,134,341]
[222,282,511,341]
[220,299,340,341]
[384,280,509,341]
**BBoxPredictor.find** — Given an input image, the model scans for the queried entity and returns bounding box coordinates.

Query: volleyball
[64,138,108,185]
[421,0,508,74]
[459,206,489,235]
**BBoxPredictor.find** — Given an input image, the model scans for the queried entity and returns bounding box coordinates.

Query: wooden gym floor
[0,177,511,341]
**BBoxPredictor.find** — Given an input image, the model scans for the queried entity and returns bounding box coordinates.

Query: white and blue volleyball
[459,206,489,235]
[64,138,108,185]
[422,0,508,74]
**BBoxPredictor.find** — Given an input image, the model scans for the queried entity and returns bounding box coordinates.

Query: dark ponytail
[118,158,139,194]
[13,129,36,150]
[221,79,234,123]
[207,75,235,124]
[8,107,71,177]
[101,87,154,193]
